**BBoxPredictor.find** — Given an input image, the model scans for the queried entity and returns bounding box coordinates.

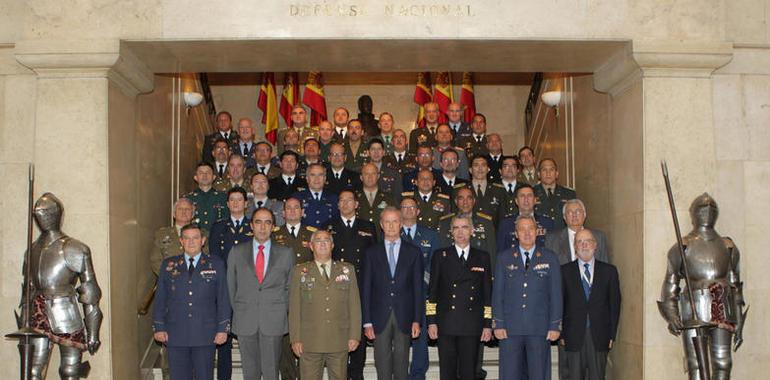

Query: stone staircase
[144,340,560,379]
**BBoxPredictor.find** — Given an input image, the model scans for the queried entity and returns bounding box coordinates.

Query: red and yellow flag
[279,72,300,127]
[414,72,432,127]
[303,71,327,127]
[257,72,279,144]
[460,72,476,123]
[433,72,454,124]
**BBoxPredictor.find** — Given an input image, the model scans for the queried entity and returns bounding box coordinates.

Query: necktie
[477,184,484,197]
[287,177,293,185]
[429,127,435,135]
[403,227,411,239]
[387,242,397,277]
[507,183,513,194]
[255,245,265,283]
[235,219,241,229]
[223,132,229,140]
[321,263,330,281]
[422,195,428,202]
[188,257,195,275]
[259,166,265,174]
[476,135,482,143]
[547,188,553,197]
[256,200,263,208]
[385,135,391,145]
[582,263,592,301]
[397,154,403,163]
[448,179,453,187]
[290,226,296,238]
[584,263,591,283]
[461,249,466,263]
[218,164,225,177]
[346,219,352,228]
[243,143,248,156]
[528,172,534,183]
[313,192,319,201]
[335,172,340,180]
[524,251,531,271]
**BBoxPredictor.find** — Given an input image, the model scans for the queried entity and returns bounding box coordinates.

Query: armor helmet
[689,192,718,228]
[34,192,64,231]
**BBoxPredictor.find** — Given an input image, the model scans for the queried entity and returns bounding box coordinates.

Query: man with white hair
[545,198,610,265]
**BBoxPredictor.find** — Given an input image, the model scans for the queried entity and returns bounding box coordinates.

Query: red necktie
[255,245,265,283]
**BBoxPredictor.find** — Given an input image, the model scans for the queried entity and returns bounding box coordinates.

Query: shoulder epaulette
[401,191,414,196]
[306,226,318,232]
[492,183,505,188]
[272,226,281,232]
[453,183,466,188]
[437,193,450,199]
[560,185,575,192]
[439,213,456,221]
[476,212,493,221]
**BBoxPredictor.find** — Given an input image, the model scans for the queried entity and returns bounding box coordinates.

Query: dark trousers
[373,312,411,380]
[500,335,551,380]
[565,329,607,380]
[437,334,480,380]
[347,331,367,380]
[216,334,233,380]
[409,315,429,380]
[280,333,300,380]
[168,345,216,380]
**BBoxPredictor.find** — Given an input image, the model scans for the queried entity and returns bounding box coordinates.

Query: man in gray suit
[545,199,609,265]
[544,198,608,380]
[227,207,295,380]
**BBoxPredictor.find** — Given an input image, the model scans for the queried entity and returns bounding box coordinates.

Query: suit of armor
[658,193,746,379]
[20,193,102,379]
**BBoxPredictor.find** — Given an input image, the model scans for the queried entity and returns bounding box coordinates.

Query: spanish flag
[433,72,454,123]
[279,72,300,127]
[257,72,279,144]
[303,71,327,127]
[414,72,432,127]
[460,72,476,123]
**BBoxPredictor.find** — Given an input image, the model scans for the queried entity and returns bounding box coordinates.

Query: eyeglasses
[329,153,346,157]
[312,239,332,244]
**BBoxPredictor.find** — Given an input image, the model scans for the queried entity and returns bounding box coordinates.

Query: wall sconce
[541,91,561,117]
[183,91,204,108]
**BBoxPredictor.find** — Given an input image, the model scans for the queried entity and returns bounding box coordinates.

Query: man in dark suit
[435,148,469,199]
[326,143,362,195]
[202,111,239,164]
[234,117,258,169]
[546,199,610,265]
[268,151,307,201]
[427,215,493,380]
[399,197,439,380]
[483,133,504,184]
[560,229,620,380]
[322,190,376,380]
[153,224,230,380]
[362,207,423,380]
[227,208,295,380]
[493,215,562,380]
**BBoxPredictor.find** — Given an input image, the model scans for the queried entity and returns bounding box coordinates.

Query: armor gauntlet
[659,246,684,335]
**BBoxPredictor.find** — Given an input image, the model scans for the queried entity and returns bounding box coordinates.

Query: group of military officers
[151,101,621,380]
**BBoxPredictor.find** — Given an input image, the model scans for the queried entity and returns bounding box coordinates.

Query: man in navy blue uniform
[493,215,562,380]
[153,223,231,380]
[292,163,339,227]
[208,187,253,380]
[497,184,555,251]
[427,215,493,380]
[398,197,438,380]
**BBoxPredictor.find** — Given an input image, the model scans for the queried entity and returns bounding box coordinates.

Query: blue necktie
[581,263,591,300]
[388,242,396,277]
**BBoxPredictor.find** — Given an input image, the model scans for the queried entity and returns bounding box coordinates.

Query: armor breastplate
[31,238,79,298]
[680,234,736,325]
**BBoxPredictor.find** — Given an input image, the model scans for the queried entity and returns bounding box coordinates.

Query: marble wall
[210,83,528,156]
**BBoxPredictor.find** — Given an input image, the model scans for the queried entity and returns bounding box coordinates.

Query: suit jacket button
[522,304,527,308]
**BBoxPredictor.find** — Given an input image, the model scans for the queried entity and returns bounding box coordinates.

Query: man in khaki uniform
[213,154,252,193]
[150,198,208,276]
[289,230,361,380]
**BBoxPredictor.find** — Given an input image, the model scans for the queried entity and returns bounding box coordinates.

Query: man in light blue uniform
[153,223,231,380]
[493,215,562,380]
[292,163,339,227]
[399,197,439,380]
